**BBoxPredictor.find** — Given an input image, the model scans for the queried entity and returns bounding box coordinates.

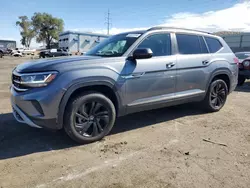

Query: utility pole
[105,9,111,36]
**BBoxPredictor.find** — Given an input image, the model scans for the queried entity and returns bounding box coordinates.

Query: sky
[0,0,249,48]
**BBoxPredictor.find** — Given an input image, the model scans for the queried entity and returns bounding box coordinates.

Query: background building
[59,31,108,54]
[215,31,250,52]
[0,40,16,49]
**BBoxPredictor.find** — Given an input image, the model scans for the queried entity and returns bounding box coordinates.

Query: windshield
[235,52,250,59]
[85,33,142,57]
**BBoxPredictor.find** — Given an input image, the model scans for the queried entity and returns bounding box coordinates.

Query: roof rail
[147,26,212,34]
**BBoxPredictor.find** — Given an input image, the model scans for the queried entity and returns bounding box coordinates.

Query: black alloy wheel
[210,81,227,109]
[74,101,109,137]
[202,79,228,112]
[64,92,116,144]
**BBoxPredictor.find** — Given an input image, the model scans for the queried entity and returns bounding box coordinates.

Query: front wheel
[202,79,228,112]
[64,92,116,144]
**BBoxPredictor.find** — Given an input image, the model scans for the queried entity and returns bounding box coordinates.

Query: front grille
[12,73,28,91]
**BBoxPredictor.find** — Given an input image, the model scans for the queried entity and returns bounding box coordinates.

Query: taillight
[233,57,240,64]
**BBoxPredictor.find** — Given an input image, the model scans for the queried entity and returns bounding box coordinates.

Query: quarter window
[137,33,171,57]
[205,37,222,53]
[176,34,207,55]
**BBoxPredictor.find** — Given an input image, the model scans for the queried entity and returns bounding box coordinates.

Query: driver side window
[137,33,171,57]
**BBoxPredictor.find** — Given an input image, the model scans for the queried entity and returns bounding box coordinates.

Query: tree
[32,13,64,49]
[16,16,35,48]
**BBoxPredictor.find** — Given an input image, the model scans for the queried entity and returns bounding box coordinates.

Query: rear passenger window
[204,37,222,53]
[176,34,207,55]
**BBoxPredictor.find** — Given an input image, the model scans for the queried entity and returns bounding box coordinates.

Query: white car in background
[12,51,23,57]
[11,48,36,56]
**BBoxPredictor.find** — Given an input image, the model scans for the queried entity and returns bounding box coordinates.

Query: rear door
[175,33,211,97]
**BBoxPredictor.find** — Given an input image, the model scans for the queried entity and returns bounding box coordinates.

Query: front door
[175,33,211,97]
[124,33,177,110]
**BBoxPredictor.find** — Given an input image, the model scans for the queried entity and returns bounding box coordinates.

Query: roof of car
[117,27,213,36]
[116,30,147,35]
[147,26,212,34]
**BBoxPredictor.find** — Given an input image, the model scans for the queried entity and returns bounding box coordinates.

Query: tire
[64,92,116,144]
[202,79,228,112]
[237,75,246,86]
[0,52,3,58]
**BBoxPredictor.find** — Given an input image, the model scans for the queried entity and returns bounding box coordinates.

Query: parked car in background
[238,57,250,86]
[12,51,23,57]
[11,48,35,56]
[235,52,250,63]
[39,48,72,58]
[11,27,238,144]
[0,47,8,58]
[235,52,250,86]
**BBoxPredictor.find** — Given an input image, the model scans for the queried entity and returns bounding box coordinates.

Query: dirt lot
[0,56,250,188]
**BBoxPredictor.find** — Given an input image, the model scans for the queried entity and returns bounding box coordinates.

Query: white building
[59,31,109,54]
[215,31,250,52]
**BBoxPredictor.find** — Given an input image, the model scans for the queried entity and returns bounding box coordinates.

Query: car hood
[16,56,105,73]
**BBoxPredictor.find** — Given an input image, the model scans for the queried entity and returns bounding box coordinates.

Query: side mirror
[132,48,153,59]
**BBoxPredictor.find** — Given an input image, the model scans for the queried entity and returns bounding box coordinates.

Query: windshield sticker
[126,34,141,38]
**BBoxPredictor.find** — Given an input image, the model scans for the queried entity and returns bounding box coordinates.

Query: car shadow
[235,82,250,92]
[0,104,204,160]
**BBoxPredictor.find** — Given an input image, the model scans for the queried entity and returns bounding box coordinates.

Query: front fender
[56,78,124,129]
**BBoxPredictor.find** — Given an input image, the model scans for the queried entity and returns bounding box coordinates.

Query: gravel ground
[0,56,250,188]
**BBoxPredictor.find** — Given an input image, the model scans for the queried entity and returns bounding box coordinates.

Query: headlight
[20,72,57,88]
[243,61,250,67]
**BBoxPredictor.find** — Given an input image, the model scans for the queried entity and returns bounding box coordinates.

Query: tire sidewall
[65,93,116,143]
[208,79,228,111]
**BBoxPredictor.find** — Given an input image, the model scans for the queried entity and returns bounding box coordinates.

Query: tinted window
[137,33,171,56]
[235,52,250,60]
[199,36,208,54]
[205,37,222,53]
[86,33,141,57]
[176,34,204,54]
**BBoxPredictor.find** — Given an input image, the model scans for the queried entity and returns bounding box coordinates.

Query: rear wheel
[237,75,246,86]
[0,52,3,58]
[202,79,228,112]
[64,92,116,144]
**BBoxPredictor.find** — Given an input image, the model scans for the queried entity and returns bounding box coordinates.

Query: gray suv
[11,27,238,144]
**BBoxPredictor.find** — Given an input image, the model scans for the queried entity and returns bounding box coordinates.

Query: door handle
[166,62,175,68]
[202,60,209,65]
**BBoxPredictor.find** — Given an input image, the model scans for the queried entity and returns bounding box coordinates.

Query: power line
[105,9,112,35]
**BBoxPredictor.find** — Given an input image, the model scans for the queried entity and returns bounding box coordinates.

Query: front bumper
[12,102,42,128]
[10,85,65,130]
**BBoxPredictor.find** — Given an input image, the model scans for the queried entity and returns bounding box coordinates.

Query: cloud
[72,2,250,35]
[160,2,250,32]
